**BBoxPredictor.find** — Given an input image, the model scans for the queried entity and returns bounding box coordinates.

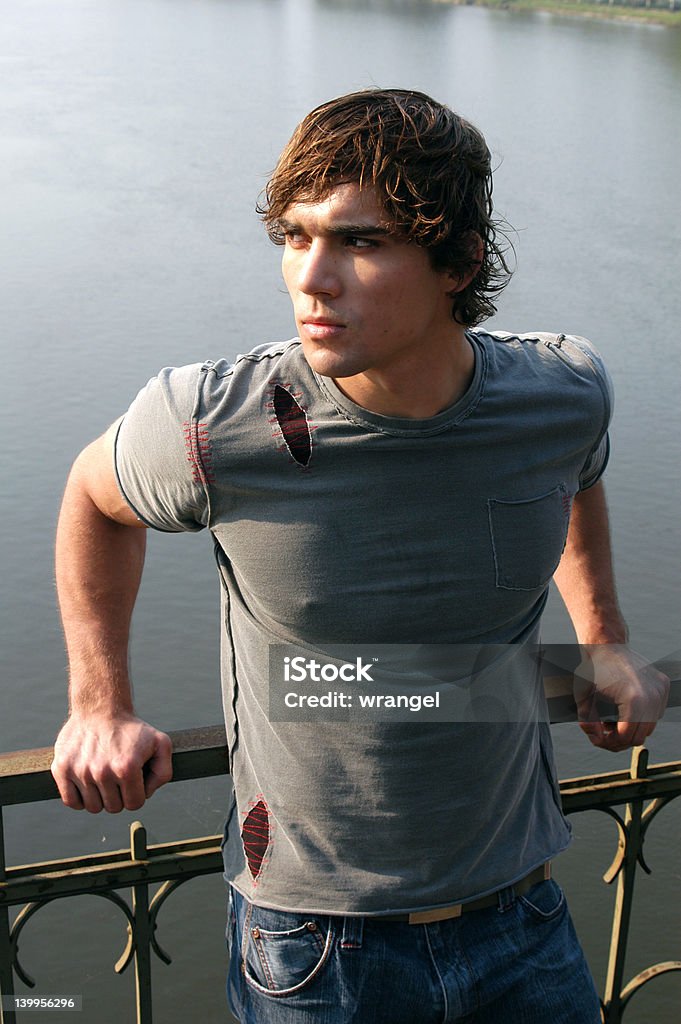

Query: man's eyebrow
[326,223,393,237]
[277,218,393,237]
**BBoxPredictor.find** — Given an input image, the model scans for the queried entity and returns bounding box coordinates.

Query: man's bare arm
[553,480,669,752]
[51,420,173,813]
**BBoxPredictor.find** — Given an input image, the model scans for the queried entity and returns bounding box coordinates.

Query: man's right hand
[51,712,173,813]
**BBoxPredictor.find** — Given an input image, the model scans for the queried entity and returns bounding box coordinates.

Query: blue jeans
[226,880,602,1023]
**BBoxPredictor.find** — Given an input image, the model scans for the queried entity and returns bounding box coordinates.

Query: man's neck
[333,328,475,419]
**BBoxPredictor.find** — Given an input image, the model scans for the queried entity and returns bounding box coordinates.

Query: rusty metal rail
[1,706,679,1023]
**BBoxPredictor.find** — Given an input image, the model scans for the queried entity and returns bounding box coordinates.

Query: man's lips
[300,317,346,339]
[302,317,345,327]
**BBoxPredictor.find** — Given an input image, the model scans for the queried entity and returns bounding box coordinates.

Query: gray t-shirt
[115,330,612,914]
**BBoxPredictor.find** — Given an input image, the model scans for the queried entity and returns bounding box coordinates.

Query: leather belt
[371,862,552,925]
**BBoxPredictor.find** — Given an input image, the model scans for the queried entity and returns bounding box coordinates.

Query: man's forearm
[55,448,146,715]
[52,437,172,813]
[553,481,627,644]
[553,480,669,750]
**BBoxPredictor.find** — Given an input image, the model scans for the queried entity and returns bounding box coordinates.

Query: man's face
[279,183,458,383]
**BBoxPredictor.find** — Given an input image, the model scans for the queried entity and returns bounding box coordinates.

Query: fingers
[51,718,173,813]
[580,719,656,752]
[52,759,130,813]
[143,733,174,798]
[575,648,671,752]
[621,718,656,749]
[51,771,85,811]
[78,781,106,814]
[51,765,107,813]
[118,769,147,811]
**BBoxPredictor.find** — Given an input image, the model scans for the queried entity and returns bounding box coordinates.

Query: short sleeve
[115,364,210,532]
[563,335,614,491]
[578,431,610,490]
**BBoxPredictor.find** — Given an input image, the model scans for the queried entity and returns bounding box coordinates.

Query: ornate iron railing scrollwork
[1,706,679,1023]
[561,743,681,1024]
[618,961,681,1015]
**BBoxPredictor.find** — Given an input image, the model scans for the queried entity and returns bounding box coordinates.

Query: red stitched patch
[241,799,270,880]
[182,421,215,485]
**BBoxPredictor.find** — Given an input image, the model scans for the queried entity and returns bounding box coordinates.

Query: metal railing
[1,674,680,1024]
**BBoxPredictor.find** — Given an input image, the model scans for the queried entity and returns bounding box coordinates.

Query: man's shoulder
[472,329,611,393]
[145,339,305,405]
[206,338,304,379]
[475,328,604,366]
[124,339,306,424]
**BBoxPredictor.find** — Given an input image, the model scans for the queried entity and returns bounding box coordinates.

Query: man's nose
[297,240,341,297]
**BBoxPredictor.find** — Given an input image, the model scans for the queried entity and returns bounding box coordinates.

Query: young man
[51,90,668,1023]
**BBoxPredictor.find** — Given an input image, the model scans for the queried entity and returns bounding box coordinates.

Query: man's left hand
[574,645,670,751]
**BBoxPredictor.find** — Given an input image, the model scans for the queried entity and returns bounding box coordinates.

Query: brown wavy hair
[260,88,513,326]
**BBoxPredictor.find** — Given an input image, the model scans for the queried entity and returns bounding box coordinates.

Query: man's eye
[284,231,307,248]
[345,236,376,249]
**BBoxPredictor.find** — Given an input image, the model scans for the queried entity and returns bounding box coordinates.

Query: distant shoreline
[433,0,681,26]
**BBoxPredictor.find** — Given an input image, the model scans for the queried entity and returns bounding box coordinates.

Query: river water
[1,0,679,1021]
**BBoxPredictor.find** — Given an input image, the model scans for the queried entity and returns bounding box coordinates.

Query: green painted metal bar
[0,807,16,1024]
[0,837,223,907]
[0,725,229,808]
[130,824,153,1024]
[602,749,648,1023]
[559,762,681,812]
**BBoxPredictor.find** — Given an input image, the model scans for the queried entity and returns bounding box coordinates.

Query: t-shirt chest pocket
[487,484,572,591]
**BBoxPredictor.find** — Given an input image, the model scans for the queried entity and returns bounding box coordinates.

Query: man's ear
[444,232,483,296]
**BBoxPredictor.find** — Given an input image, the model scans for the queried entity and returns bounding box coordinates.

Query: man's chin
[299,343,364,381]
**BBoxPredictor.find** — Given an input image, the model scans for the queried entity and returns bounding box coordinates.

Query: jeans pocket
[242,905,335,997]
[488,485,571,591]
[517,879,566,923]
